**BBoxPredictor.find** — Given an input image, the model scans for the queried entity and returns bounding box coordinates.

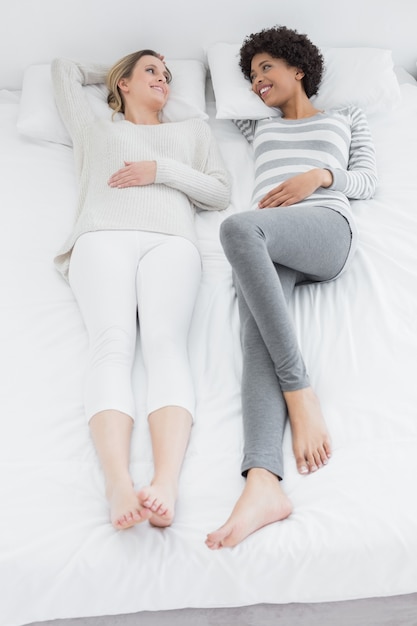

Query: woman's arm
[233,118,256,143]
[155,129,231,211]
[258,168,332,208]
[259,107,377,208]
[109,123,231,211]
[327,106,378,200]
[51,59,108,165]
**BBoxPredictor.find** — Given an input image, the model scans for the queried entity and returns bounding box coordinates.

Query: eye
[146,67,155,75]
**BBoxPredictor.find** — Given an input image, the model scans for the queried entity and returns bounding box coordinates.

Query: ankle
[105,474,133,498]
[246,467,280,485]
[151,475,178,495]
[284,386,321,420]
[284,385,315,402]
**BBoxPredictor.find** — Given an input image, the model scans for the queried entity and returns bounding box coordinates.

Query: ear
[295,68,305,81]
[117,78,129,93]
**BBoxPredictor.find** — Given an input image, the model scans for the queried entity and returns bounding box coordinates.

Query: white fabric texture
[1,79,417,626]
[69,231,202,420]
[50,58,230,281]
[207,44,402,119]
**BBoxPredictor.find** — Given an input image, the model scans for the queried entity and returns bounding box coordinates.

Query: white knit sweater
[51,58,231,280]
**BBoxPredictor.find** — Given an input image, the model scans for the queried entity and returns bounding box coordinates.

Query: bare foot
[284,386,331,475]
[107,479,152,530]
[138,483,177,528]
[205,468,292,549]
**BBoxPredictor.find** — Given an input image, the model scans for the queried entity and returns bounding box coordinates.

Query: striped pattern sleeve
[232,118,257,143]
[328,106,377,199]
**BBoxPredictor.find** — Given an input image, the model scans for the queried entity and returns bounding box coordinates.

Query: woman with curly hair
[206,26,377,549]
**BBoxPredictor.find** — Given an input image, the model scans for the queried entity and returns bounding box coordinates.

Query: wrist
[320,168,333,188]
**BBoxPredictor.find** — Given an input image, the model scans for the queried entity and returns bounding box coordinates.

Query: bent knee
[220,214,247,245]
[220,214,262,257]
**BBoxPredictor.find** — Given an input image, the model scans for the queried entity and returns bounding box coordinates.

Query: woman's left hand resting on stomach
[108,160,156,188]
[258,168,333,208]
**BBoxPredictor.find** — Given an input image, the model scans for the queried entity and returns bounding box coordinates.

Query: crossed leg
[206,207,349,548]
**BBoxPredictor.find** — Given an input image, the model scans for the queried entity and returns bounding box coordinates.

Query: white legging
[69,230,202,422]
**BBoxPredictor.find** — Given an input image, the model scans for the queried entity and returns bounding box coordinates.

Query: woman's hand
[108,161,156,188]
[258,168,333,208]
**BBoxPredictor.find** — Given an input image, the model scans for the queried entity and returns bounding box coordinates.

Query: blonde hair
[106,49,172,116]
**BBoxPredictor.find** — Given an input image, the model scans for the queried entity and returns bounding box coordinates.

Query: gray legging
[220,205,352,479]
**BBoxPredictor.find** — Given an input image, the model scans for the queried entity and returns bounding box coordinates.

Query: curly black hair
[239,25,324,98]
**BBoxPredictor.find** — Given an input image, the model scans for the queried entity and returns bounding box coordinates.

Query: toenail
[299,466,308,474]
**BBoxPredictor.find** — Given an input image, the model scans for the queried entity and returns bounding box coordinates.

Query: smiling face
[118,55,171,111]
[250,53,305,109]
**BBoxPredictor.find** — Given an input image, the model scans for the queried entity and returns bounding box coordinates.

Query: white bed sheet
[1,82,417,626]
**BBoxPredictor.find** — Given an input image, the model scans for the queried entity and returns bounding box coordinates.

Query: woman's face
[119,55,171,109]
[249,53,303,108]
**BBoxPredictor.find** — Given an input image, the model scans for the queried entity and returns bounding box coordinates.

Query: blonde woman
[52,50,230,530]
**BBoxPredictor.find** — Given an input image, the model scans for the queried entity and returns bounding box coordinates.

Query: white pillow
[207,43,402,119]
[17,59,208,145]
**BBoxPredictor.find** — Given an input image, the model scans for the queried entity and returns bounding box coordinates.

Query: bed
[1,1,417,625]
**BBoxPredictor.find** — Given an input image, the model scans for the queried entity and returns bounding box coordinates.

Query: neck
[123,105,162,125]
[280,94,321,120]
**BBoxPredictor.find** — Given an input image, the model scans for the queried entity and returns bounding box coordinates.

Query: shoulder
[164,117,209,133]
[326,105,367,122]
[170,117,215,143]
[323,106,372,138]
[188,117,213,137]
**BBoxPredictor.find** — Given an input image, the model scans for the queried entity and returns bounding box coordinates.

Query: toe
[296,455,309,474]
[114,515,128,529]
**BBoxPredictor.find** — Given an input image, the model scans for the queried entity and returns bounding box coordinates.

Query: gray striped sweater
[235,106,377,236]
[51,58,231,280]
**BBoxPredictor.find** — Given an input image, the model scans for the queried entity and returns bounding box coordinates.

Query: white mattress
[1,81,417,626]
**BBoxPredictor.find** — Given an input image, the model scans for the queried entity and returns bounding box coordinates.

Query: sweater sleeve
[51,59,109,170]
[328,107,378,199]
[232,118,256,143]
[154,122,231,211]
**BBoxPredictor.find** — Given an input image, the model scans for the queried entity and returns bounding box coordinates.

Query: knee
[90,326,134,366]
[142,329,186,365]
[220,214,260,259]
[220,214,244,249]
